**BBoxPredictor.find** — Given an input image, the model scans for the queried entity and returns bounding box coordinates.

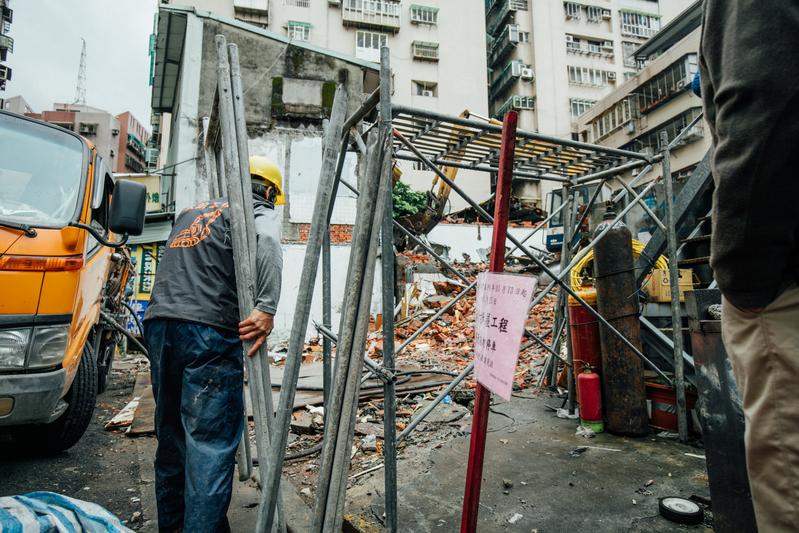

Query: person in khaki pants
[699,1,799,531]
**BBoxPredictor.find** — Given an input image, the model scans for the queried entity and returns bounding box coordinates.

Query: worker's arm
[239,206,283,356]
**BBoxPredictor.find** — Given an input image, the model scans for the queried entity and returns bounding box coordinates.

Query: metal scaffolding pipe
[575,158,656,184]
[391,104,650,163]
[257,85,349,532]
[342,88,380,132]
[393,152,567,182]
[396,130,674,385]
[661,130,689,443]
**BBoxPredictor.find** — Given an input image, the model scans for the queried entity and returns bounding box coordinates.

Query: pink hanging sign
[473,272,537,401]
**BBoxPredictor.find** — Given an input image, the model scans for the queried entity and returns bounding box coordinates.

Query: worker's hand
[239,309,274,357]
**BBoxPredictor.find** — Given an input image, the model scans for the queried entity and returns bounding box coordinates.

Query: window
[494,95,535,118]
[285,0,310,6]
[586,6,601,23]
[570,98,597,118]
[564,1,581,20]
[509,24,530,43]
[414,81,437,97]
[566,35,581,52]
[620,11,660,39]
[412,41,439,61]
[410,4,438,25]
[287,21,311,41]
[567,66,613,87]
[587,39,602,54]
[355,30,388,62]
[622,107,703,154]
[622,41,638,68]
[638,53,698,113]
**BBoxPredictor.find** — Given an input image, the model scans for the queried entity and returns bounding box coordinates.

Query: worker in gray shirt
[700,1,799,530]
[143,156,284,533]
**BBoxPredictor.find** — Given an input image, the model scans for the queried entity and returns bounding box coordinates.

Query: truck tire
[29,344,98,454]
[96,339,115,394]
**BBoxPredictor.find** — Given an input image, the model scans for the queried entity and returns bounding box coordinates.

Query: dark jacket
[699,0,799,309]
[144,197,283,331]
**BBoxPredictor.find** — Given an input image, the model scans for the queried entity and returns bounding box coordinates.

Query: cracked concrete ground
[344,391,712,532]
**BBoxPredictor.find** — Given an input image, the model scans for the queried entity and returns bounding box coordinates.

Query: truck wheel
[96,340,115,394]
[29,344,98,454]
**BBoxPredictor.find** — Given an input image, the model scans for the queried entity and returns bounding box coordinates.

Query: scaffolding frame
[209,47,703,531]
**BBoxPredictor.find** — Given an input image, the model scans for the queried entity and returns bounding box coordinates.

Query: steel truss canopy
[390,105,651,182]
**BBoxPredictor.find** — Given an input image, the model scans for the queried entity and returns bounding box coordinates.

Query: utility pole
[74,38,87,106]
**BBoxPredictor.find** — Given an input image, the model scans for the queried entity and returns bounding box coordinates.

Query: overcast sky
[6,0,157,127]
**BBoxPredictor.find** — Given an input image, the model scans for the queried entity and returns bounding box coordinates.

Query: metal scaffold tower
[73,38,87,106]
[202,36,705,531]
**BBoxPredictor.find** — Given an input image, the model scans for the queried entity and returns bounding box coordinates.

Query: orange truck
[0,110,146,453]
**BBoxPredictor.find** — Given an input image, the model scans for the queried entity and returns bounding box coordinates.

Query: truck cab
[0,110,146,452]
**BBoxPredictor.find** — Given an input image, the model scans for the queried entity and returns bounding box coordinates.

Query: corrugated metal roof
[128,219,173,245]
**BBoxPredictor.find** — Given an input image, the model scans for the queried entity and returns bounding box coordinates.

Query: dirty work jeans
[722,284,799,532]
[144,319,244,533]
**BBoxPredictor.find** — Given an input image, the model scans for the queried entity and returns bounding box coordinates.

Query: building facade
[485,0,693,207]
[115,111,152,173]
[0,0,12,92]
[156,0,489,210]
[575,2,708,239]
[25,103,122,171]
[1,94,31,114]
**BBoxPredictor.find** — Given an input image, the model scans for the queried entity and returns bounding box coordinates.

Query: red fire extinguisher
[578,369,604,433]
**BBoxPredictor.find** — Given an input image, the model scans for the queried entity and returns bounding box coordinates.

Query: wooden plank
[128,372,156,437]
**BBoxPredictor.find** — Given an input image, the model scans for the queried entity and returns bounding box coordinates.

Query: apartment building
[25,103,122,171]
[157,0,488,208]
[485,0,693,206]
[576,2,706,183]
[115,111,151,173]
[0,0,13,92]
[574,2,707,239]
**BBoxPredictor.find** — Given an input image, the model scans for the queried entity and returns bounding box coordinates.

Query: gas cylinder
[577,370,603,433]
[593,202,648,436]
[568,287,602,380]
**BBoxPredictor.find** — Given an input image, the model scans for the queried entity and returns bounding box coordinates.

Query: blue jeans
[144,319,244,533]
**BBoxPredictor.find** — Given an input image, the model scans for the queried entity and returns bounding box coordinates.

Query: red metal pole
[460,110,518,533]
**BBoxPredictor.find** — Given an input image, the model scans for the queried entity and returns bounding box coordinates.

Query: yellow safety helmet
[249,155,285,205]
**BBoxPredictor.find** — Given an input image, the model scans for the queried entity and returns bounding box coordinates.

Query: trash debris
[645,479,655,487]
[575,425,595,438]
[569,446,589,457]
[502,479,514,489]
[361,434,378,452]
[507,512,523,524]
[104,397,140,431]
[556,408,579,420]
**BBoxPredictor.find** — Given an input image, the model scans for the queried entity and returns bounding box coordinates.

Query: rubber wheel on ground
[27,343,98,454]
[96,339,115,394]
[659,496,704,525]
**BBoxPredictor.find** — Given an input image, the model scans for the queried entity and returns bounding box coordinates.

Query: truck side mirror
[109,180,146,237]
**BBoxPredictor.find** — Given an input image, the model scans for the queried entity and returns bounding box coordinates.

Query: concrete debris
[502,479,514,489]
[575,425,595,438]
[360,435,378,452]
[507,512,523,524]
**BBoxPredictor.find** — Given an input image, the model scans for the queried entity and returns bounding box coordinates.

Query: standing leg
[144,319,187,531]
[178,322,244,533]
[722,284,799,532]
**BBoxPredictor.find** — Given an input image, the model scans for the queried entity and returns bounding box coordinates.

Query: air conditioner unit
[421,90,434,97]
[682,127,703,142]
[328,0,341,4]
[112,128,120,136]
[625,120,636,134]
[676,79,687,89]
[521,67,534,80]
[565,35,574,42]
[601,9,611,19]
[607,71,617,81]
[602,41,613,49]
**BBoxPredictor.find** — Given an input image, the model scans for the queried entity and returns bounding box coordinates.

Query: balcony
[489,61,532,99]
[127,133,146,158]
[486,0,528,37]
[342,0,400,32]
[487,25,526,68]
[2,6,12,24]
[0,34,13,53]
[493,94,535,119]
[145,147,160,166]
[125,154,144,174]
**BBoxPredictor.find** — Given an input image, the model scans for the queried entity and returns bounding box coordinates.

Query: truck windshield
[0,114,85,227]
